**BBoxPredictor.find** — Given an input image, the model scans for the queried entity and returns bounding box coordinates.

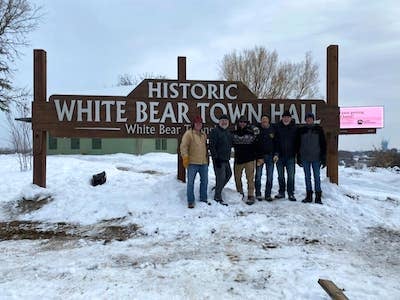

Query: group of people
[180,110,327,209]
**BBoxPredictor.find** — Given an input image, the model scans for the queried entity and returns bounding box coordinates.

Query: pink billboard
[340,106,384,129]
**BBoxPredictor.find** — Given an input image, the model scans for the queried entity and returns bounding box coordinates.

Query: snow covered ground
[0,153,399,299]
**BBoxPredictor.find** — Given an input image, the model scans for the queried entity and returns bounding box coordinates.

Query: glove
[297,160,303,167]
[252,126,260,135]
[182,156,189,168]
[256,159,264,167]
[273,155,279,163]
[214,158,222,168]
[321,161,326,169]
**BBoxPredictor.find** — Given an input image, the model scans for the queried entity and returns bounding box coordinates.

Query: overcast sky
[0,0,399,150]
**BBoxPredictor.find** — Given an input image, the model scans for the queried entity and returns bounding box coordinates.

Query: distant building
[45,85,180,155]
[381,139,389,151]
[47,135,178,155]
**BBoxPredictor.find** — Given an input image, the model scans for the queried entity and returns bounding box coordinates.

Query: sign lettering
[33,79,338,138]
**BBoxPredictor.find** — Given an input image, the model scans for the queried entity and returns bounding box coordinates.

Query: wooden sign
[33,79,339,138]
[32,46,340,187]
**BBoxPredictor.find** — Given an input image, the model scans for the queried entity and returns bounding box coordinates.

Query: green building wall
[47,135,178,155]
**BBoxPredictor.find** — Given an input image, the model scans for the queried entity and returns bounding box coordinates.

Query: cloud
[1,0,398,150]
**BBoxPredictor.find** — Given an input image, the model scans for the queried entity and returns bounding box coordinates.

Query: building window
[155,139,167,150]
[49,136,57,150]
[71,138,80,150]
[92,138,102,149]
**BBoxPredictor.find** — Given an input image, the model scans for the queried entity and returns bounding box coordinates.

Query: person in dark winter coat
[254,115,279,201]
[297,112,327,204]
[274,110,298,201]
[232,115,259,205]
[209,114,232,206]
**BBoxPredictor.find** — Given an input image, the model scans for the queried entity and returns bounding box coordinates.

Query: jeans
[255,154,274,197]
[302,160,321,192]
[187,164,208,204]
[213,161,232,201]
[276,157,295,196]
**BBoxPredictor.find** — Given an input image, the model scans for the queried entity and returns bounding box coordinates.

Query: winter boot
[200,199,211,205]
[246,196,255,205]
[302,191,313,203]
[265,195,273,202]
[315,191,323,204]
[214,199,228,206]
[288,194,297,201]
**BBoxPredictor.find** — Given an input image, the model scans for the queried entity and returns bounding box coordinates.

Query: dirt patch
[288,236,320,245]
[16,195,54,214]
[0,221,74,240]
[367,226,400,244]
[357,226,400,268]
[235,210,258,217]
[2,195,54,218]
[345,193,359,200]
[385,196,399,205]
[99,224,141,242]
[116,166,164,175]
[261,242,279,249]
[0,219,142,242]
[227,253,240,262]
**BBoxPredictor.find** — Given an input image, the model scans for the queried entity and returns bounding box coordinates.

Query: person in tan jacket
[180,115,209,208]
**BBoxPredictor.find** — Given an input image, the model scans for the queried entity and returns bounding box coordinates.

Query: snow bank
[0,154,399,299]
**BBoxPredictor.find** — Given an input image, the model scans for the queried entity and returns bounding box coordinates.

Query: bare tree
[6,97,32,171]
[292,52,319,99]
[219,46,319,99]
[0,0,41,111]
[117,72,166,87]
[117,73,137,86]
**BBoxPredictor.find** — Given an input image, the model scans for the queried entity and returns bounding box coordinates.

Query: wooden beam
[177,136,186,183]
[33,49,47,188]
[326,45,339,184]
[340,128,376,135]
[318,279,349,300]
[178,56,186,81]
[15,117,32,123]
[177,56,186,182]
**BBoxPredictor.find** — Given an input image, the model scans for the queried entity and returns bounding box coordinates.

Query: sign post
[177,56,186,182]
[32,49,47,187]
[326,45,339,184]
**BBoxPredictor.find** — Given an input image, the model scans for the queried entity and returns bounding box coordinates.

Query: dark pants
[214,161,232,200]
[255,154,274,197]
[276,157,295,196]
[302,160,321,192]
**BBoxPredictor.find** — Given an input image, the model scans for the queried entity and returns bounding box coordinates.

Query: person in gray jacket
[209,114,232,206]
[296,112,327,204]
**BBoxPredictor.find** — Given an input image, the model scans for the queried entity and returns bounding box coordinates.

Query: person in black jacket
[254,115,279,201]
[209,114,232,206]
[275,110,298,201]
[297,112,327,204]
[232,115,259,205]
